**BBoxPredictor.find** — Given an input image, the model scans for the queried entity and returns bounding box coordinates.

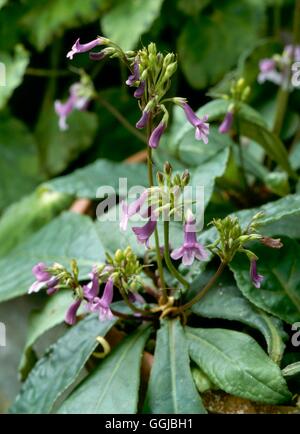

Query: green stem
[119,286,152,316]
[26,67,71,77]
[146,121,167,303]
[163,221,189,288]
[178,261,227,312]
[273,2,281,38]
[235,114,248,189]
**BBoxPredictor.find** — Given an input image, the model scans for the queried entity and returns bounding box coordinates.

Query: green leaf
[192,280,286,364]
[0,115,42,212]
[178,0,265,89]
[19,290,75,381]
[177,0,211,16]
[230,237,300,324]
[195,99,293,176]
[102,0,164,50]
[0,45,29,109]
[144,319,206,414]
[10,314,116,414]
[47,159,147,199]
[35,110,98,177]
[0,188,72,257]
[282,362,300,378]
[0,212,106,302]
[21,0,106,51]
[58,325,151,414]
[186,327,291,404]
[0,0,7,8]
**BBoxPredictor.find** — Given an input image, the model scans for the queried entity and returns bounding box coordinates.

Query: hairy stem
[178,261,227,312]
[163,221,189,288]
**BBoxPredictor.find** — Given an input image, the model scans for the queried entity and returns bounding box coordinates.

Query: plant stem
[146,121,167,303]
[235,114,248,189]
[273,2,281,38]
[293,0,300,44]
[26,67,71,77]
[119,286,153,316]
[163,221,189,288]
[96,94,147,144]
[177,261,227,312]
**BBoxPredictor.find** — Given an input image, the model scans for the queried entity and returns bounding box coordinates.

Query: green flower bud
[164,161,172,175]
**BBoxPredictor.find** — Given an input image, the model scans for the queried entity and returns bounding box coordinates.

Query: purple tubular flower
[136,109,149,129]
[258,59,282,85]
[250,260,264,289]
[54,83,89,131]
[28,263,59,294]
[132,216,157,248]
[120,190,148,231]
[65,299,82,325]
[89,278,114,321]
[171,214,208,266]
[83,269,99,301]
[126,61,140,86]
[67,37,105,60]
[219,111,234,134]
[134,81,145,99]
[149,121,166,148]
[181,103,210,144]
[32,262,50,281]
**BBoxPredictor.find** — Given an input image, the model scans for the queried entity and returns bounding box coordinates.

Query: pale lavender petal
[170,246,185,260]
[250,260,264,288]
[32,262,50,282]
[182,249,195,266]
[67,37,104,60]
[149,122,166,148]
[134,81,145,98]
[219,111,234,134]
[136,109,149,129]
[132,218,157,247]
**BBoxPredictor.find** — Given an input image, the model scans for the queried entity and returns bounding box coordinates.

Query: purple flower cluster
[28,264,115,325]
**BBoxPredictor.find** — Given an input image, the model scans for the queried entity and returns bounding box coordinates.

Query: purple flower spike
[149,121,166,148]
[219,111,234,134]
[171,212,208,266]
[67,37,106,60]
[126,61,140,86]
[134,81,145,99]
[65,299,82,325]
[250,260,264,289]
[132,216,157,248]
[120,190,148,231]
[89,278,114,322]
[181,103,210,144]
[136,109,149,129]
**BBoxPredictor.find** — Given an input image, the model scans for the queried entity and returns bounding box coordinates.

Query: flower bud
[164,161,172,175]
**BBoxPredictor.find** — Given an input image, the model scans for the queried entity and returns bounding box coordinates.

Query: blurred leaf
[0,0,7,9]
[178,0,265,89]
[0,188,72,257]
[177,0,210,16]
[58,325,151,414]
[230,237,300,324]
[0,115,42,213]
[19,290,75,381]
[21,0,106,51]
[10,314,116,414]
[289,140,300,171]
[264,172,290,197]
[144,319,206,414]
[35,110,98,177]
[47,159,147,198]
[282,362,300,378]
[101,0,164,50]
[0,212,106,302]
[186,327,291,404]
[0,45,29,109]
[192,280,286,364]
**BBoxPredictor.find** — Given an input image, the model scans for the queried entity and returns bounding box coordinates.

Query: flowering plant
[1,0,300,416]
